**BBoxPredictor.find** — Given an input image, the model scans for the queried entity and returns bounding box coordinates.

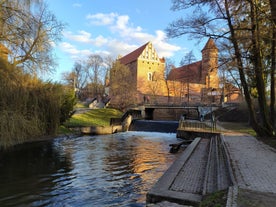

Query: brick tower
[201,38,219,89]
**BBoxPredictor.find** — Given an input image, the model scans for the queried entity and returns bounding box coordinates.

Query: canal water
[0,131,182,207]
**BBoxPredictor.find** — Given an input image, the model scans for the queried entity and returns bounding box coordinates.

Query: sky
[45,0,208,81]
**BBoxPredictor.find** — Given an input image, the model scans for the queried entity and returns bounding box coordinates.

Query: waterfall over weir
[129,120,179,133]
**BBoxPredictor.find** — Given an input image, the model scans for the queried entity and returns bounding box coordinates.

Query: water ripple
[0,132,180,206]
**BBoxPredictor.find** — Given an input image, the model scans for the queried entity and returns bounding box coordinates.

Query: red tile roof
[119,42,149,65]
[168,61,207,84]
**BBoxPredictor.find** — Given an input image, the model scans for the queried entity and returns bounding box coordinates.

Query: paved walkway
[147,131,276,206]
[222,133,276,193]
[222,133,276,206]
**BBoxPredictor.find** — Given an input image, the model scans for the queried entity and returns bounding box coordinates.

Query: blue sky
[46,0,208,81]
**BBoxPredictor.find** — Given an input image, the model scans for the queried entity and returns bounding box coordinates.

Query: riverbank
[0,108,123,150]
[63,108,123,128]
[146,123,276,207]
[2,109,276,206]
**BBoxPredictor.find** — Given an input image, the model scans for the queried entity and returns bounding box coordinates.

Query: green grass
[219,122,256,136]
[64,108,123,127]
[219,121,276,150]
[58,125,72,134]
[200,190,228,207]
[74,102,87,108]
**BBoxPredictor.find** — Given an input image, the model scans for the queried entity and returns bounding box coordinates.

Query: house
[108,38,240,106]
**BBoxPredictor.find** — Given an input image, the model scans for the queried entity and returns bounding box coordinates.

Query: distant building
[116,41,166,103]
[108,38,241,106]
[167,38,220,104]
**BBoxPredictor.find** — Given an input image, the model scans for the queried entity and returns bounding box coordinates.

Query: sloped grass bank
[219,122,256,136]
[64,108,123,128]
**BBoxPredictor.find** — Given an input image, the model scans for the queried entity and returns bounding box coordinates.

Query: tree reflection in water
[0,132,181,206]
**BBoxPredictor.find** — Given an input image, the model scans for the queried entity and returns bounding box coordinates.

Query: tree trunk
[249,0,274,136]
[270,0,276,129]
[225,0,274,137]
[271,27,276,128]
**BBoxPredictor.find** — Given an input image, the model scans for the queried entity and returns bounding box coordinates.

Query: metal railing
[178,120,217,132]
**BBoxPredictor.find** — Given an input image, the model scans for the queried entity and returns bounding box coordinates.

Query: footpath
[147,131,276,207]
[223,132,276,207]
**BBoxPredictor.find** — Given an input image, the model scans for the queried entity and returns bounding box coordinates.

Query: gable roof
[167,61,207,84]
[119,42,149,65]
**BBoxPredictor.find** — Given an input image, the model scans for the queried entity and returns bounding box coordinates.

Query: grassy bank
[219,121,276,149]
[219,122,256,136]
[63,108,123,128]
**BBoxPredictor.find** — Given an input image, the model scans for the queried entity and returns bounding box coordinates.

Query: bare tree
[109,61,136,110]
[86,54,105,96]
[0,1,64,74]
[165,58,175,103]
[62,61,88,98]
[180,50,196,66]
[167,0,275,137]
[103,55,114,95]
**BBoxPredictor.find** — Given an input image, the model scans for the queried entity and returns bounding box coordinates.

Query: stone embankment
[147,135,233,206]
[147,131,276,207]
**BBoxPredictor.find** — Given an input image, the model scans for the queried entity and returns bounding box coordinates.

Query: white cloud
[63,30,92,43]
[60,12,182,61]
[94,35,108,47]
[115,15,129,30]
[72,3,82,8]
[152,30,181,58]
[59,42,92,59]
[59,42,80,55]
[63,30,108,47]
[105,39,138,57]
[86,13,118,26]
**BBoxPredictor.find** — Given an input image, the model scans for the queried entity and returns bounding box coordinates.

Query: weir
[129,120,179,133]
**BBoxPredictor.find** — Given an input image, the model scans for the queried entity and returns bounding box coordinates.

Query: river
[0,131,182,207]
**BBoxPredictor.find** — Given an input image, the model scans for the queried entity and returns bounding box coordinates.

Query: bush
[0,59,76,148]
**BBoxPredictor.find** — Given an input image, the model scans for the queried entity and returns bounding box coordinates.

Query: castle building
[167,38,220,103]
[117,41,166,101]
[109,38,237,106]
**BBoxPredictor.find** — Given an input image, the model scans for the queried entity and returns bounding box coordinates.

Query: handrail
[178,120,217,132]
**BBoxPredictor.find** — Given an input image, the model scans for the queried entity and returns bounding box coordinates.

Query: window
[148,72,153,81]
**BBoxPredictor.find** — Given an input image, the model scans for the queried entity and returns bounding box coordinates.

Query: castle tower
[201,38,219,89]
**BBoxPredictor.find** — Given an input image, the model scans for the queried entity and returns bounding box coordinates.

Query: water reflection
[0,132,181,206]
[0,140,73,206]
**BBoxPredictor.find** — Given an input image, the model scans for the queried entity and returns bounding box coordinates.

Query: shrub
[0,58,75,148]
